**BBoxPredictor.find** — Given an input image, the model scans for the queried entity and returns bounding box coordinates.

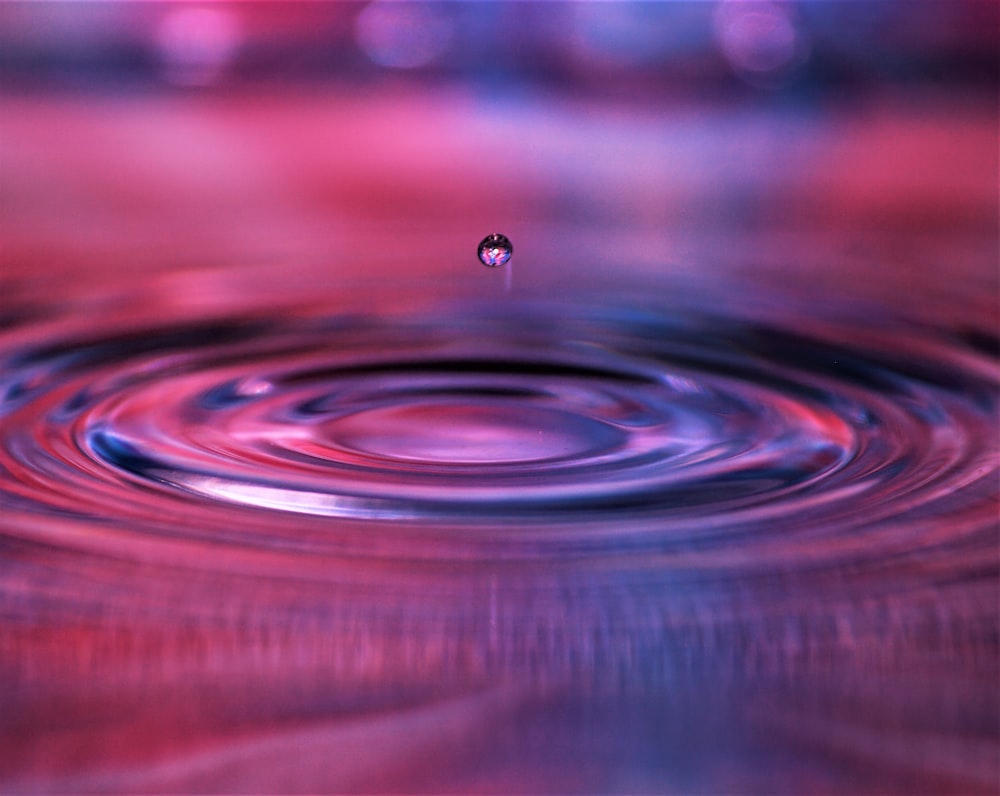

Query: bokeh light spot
[714,1,806,86]
[155,6,240,87]
[355,1,453,70]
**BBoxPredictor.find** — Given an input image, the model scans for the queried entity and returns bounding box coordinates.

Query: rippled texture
[2,278,998,792]
[5,296,995,548]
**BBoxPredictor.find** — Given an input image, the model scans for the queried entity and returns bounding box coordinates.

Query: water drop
[477,233,513,267]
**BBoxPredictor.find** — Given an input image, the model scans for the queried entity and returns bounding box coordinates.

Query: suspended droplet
[477,233,513,268]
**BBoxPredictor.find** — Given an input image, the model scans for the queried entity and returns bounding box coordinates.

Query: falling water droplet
[477,233,513,267]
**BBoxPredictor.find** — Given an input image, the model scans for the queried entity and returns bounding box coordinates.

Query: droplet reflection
[477,233,513,267]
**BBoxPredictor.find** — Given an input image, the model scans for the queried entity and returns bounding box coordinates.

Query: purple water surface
[0,78,997,793]
[2,273,997,793]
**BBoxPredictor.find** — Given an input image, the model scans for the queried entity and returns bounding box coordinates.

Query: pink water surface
[1,65,997,796]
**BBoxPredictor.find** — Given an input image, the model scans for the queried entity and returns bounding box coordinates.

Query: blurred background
[1,1,996,321]
[1,2,998,794]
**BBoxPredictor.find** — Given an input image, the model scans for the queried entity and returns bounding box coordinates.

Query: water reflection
[0,2,997,793]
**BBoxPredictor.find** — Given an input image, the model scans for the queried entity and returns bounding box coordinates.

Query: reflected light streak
[179,475,404,520]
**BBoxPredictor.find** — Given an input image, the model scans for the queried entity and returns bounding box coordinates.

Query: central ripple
[325,400,621,465]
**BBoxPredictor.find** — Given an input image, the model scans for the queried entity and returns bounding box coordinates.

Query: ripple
[1,294,995,574]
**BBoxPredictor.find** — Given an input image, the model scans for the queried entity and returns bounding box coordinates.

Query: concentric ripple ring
[1,294,995,574]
